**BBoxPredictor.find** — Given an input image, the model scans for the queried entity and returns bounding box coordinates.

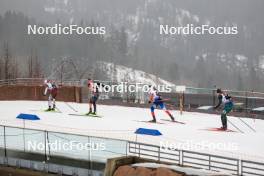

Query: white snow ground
[0,100,264,163]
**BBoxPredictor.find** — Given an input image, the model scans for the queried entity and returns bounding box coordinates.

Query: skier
[148,86,175,123]
[87,78,99,115]
[44,80,58,111]
[213,88,233,130]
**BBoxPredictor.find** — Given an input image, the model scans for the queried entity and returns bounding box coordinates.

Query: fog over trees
[0,0,264,91]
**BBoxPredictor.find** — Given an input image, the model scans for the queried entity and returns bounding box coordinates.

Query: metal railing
[182,149,239,175]
[128,142,181,164]
[0,78,44,86]
[1,124,264,175]
[128,141,264,176]
[0,124,127,176]
[0,78,81,86]
[241,160,264,176]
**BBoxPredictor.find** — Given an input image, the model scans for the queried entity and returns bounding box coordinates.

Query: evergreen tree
[167,62,180,83]
[237,73,244,91]
[118,26,128,64]
[249,66,258,91]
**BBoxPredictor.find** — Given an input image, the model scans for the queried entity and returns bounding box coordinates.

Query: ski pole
[152,98,171,103]
[65,102,78,112]
[55,106,62,113]
[237,117,256,132]
[166,102,175,107]
[227,119,244,133]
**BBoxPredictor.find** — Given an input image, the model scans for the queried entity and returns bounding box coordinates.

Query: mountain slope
[97,61,175,86]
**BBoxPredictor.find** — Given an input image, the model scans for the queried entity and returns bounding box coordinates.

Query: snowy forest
[0,0,264,91]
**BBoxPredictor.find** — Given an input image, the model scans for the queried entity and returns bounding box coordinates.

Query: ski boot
[170,115,175,122]
[86,109,92,116]
[220,126,227,131]
[149,119,156,123]
[52,105,56,111]
[149,117,157,123]
[165,110,175,122]
[88,112,96,116]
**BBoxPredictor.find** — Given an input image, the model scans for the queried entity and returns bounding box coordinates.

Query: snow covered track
[0,100,264,163]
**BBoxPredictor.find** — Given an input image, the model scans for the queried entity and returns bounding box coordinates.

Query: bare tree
[3,42,11,80]
[0,56,2,79]
[34,55,42,78]
[11,57,19,79]
[28,50,33,78]
[28,49,42,78]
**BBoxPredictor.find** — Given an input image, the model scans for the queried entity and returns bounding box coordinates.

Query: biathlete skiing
[87,78,99,115]
[213,88,234,130]
[148,86,175,123]
[44,80,58,111]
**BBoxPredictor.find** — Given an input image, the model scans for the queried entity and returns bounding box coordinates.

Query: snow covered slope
[0,100,264,164]
[97,61,175,86]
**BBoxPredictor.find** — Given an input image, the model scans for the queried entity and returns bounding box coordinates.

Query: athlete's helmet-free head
[148,85,157,90]
[44,79,50,84]
[88,78,93,87]
[44,79,52,85]
[216,88,222,94]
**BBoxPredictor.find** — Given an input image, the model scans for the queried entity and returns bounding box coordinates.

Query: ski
[133,120,165,124]
[30,109,61,113]
[45,108,62,113]
[86,113,102,118]
[161,119,186,124]
[202,127,236,132]
[69,113,103,118]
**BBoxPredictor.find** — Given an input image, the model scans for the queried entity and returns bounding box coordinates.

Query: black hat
[216,88,222,93]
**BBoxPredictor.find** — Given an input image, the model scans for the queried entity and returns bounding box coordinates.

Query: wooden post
[34,87,37,100]
[180,93,184,115]
[176,86,186,115]
[75,87,81,103]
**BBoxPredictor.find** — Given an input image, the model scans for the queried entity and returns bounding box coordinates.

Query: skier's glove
[148,101,151,104]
